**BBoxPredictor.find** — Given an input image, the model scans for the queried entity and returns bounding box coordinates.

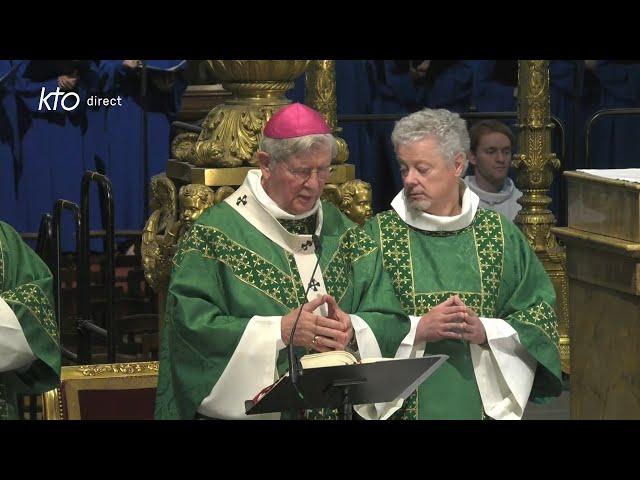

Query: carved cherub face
[180,186,213,223]
[342,182,372,225]
[181,198,205,223]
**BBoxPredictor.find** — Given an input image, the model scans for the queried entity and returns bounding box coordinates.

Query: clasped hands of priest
[280,295,354,352]
[414,294,487,345]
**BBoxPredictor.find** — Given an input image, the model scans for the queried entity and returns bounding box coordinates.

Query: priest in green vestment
[155,103,410,420]
[0,220,60,420]
[363,108,562,420]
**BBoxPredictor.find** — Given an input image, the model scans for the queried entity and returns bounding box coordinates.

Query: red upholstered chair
[42,361,159,420]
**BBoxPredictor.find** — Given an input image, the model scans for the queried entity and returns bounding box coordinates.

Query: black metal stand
[245,356,448,420]
[78,171,116,364]
[330,378,366,420]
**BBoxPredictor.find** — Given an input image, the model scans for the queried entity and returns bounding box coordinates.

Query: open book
[300,350,390,369]
[250,351,389,404]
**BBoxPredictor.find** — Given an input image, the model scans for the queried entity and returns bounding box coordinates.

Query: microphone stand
[287,234,323,400]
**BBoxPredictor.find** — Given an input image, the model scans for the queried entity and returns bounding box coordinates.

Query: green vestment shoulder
[0,221,60,420]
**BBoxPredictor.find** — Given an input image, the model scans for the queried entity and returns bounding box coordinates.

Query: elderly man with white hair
[364,108,562,420]
[155,103,410,420]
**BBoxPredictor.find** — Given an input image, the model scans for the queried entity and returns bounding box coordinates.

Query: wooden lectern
[553,170,640,419]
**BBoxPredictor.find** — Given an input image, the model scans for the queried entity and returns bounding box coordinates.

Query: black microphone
[311,234,322,253]
[139,60,147,97]
[287,233,323,396]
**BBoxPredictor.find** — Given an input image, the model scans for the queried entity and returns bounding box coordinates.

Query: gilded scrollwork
[171,132,199,163]
[515,60,570,370]
[213,185,236,205]
[306,60,337,130]
[334,137,350,164]
[207,60,309,84]
[192,61,310,168]
[321,184,342,209]
[194,106,271,167]
[142,174,178,291]
[78,362,159,377]
[305,60,349,164]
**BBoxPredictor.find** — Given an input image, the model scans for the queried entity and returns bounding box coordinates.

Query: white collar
[464,175,517,205]
[245,169,321,221]
[391,181,479,232]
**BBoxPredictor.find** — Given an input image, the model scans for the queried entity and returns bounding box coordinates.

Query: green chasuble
[0,221,60,420]
[365,208,562,420]
[155,196,410,420]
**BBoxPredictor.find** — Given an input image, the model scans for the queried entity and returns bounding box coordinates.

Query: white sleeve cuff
[351,314,413,420]
[349,314,383,359]
[275,316,286,351]
[395,315,426,359]
[470,316,537,420]
[0,297,36,372]
[197,315,283,420]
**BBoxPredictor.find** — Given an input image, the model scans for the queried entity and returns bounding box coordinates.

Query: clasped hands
[415,294,487,345]
[281,294,354,351]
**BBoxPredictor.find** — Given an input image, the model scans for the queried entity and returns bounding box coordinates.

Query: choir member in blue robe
[98,60,188,234]
[586,61,640,170]
[0,61,22,229]
[365,60,426,211]
[469,60,518,112]
[13,60,96,250]
[421,60,473,112]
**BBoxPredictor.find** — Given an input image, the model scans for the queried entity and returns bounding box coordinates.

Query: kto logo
[38,87,80,111]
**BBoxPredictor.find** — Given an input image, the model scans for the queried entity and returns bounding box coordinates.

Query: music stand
[245,355,447,420]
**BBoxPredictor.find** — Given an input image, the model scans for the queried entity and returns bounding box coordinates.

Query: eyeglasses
[281,164,335,182]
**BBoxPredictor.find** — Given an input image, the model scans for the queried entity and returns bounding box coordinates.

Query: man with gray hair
[364,108,562,419]
[156,103,410,420]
